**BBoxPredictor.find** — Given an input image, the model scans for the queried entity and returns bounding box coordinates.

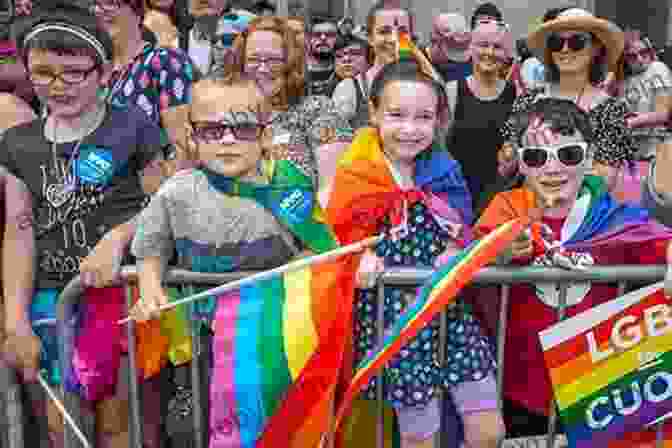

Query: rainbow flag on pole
[334,216,531,429]
[540,283,672,448]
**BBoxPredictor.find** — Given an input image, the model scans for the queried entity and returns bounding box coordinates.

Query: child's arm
[79,218,137,288]
[2,172,41,381]
[128,186,176,321]
[131,256,171,322]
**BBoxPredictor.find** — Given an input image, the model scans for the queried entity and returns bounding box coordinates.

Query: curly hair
[222,16,304,110]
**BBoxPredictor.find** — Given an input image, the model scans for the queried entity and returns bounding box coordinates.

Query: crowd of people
[2,0,672,447]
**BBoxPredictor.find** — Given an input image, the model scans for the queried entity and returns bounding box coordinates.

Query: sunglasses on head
[518,142,588,169]
[190,121,262,143]
[546,32,592,52]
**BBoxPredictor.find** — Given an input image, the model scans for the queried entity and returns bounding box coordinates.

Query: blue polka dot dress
[354,201,496,409]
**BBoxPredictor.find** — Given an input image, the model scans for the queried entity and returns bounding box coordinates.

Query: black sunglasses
[547,33,592,52]
[190,121,262,143]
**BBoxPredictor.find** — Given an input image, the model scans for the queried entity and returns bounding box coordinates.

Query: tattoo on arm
[5,175,34,231]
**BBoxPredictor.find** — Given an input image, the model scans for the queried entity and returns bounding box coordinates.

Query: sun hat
[527,8,623,70]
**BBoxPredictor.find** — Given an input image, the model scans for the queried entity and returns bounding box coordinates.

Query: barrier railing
[52,265,669,448]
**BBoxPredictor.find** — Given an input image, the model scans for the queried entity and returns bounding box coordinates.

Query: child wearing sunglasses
[476,98,672,439]
[130,78,335,446]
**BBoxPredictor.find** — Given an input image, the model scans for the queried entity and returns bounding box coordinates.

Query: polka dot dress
[500,88,638,167]
[354,201,496,409]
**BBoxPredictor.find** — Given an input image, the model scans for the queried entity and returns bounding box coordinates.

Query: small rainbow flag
[539,283,672,448]
[398,32,413,61]
[334,216,531,428]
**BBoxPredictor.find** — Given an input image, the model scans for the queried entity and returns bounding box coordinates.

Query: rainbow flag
[334,216,531,428]
[209,260,344,448]
[539,283,672,448]
[398,32,413,60]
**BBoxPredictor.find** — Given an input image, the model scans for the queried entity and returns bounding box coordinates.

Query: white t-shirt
[624,61,672,158]
[624,61,672,113]
[331,74,368,121]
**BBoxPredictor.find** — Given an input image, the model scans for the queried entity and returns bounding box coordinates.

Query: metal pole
[546,283,569,448]
[187,285,205,448]
[496,285,510,411]
[435,310,448,448]
[126,284,144,448]
[376,280,386,448]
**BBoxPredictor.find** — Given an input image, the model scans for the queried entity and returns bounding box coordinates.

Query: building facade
[294,0,671,47]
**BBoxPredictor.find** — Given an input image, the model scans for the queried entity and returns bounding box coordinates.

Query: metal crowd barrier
[51,265,669,448]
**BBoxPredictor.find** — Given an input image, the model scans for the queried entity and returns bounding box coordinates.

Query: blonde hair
[222,16,305,110]
[186,78,269,161]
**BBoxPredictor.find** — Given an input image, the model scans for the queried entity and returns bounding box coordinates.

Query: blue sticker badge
[73,145,117,187]
[275,188,313,225]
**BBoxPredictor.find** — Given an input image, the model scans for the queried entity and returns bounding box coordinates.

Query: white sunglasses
[518,142,589,169]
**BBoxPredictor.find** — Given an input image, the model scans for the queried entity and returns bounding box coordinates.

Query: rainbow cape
[324,127,484,444]
[539,283,672,448]
[476,175,672,252]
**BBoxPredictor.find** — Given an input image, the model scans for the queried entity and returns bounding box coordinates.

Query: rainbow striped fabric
[334,216,531,428]
[210,250,360,448]
[539,283,672,447]
[398,32,413,60]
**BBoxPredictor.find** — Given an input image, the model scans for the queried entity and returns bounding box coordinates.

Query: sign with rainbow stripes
[539,282,672,447]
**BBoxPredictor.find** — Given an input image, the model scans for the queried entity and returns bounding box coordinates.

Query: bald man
[426,13,473,83]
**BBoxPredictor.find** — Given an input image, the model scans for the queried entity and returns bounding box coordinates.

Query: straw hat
[527,8,624,70]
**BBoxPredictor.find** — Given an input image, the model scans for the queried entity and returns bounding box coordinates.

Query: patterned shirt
[106,44,194,130]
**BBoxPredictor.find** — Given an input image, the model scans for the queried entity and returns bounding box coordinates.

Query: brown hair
[223,16,304,110]
[366,1,416,39]
[366,1,416,65]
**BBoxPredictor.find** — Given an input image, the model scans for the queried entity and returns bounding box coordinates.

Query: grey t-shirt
[624,61,672,158]
[131,168,299,272]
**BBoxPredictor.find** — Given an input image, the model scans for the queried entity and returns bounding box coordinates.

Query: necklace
[45,104,106,207]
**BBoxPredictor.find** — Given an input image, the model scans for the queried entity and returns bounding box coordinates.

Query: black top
[448,77,516,212]
[0,105,162,289]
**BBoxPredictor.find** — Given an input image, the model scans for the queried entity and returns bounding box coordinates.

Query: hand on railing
[2,323,41,382]
[128,284,170,322]
[356,249,385,289]
[497,228,534,265]
[78,233,125,288]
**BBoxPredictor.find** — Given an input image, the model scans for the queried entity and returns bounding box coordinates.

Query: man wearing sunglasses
[476,98,672,439]
[306,19,339,96]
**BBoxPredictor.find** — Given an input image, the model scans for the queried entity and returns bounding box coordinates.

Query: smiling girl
[327,47,504,448]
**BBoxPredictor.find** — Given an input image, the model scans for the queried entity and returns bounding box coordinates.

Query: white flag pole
[118,234,383,324]
[38,374,92,448]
